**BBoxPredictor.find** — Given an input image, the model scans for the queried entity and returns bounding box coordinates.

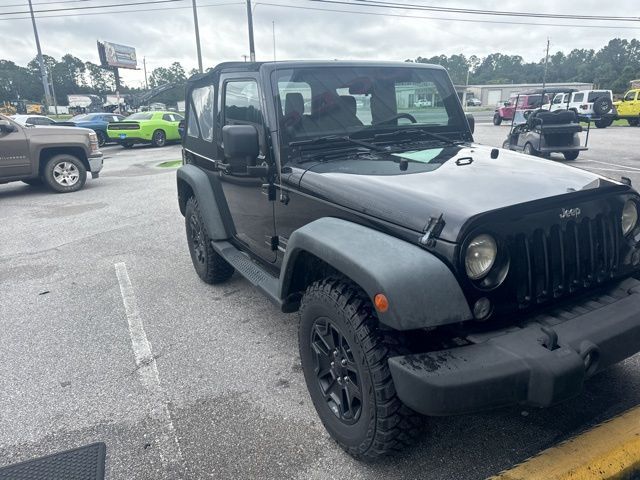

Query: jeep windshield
[273,66,467,149]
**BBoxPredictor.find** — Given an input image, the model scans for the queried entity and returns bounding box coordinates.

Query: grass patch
[157,160,182,168]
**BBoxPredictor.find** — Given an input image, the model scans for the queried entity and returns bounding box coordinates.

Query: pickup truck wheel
[299,278,422,460]
[151,129,166,147]
[43,154,87,193]
[185,197,234,284]
[493,113,502,125]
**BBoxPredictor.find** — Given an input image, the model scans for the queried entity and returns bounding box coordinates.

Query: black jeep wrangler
[177,61,640,459]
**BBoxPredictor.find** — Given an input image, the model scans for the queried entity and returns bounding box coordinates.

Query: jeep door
[0,118,31,178]
[618,90,638,117]
[218,76,277,263]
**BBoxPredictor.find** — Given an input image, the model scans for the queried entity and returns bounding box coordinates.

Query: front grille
[511,213,620,307]
[108,123,139,130]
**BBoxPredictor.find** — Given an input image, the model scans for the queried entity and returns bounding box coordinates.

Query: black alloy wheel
[310,317,363,424]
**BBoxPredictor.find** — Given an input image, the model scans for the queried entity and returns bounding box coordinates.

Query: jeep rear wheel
[594,118,613,129]
[299,278,422,460]
[185,197,234,284]
[628,118,639,127]
[151,129,166,147]
[43,154,87,193]
[493,113,502,125]
[563,151,579,161]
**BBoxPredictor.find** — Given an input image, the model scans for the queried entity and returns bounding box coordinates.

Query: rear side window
[573,93,584,103]
[189,85,215,141]
[624,91,637,101]
[224,80,263,125]
[162,114,174,122]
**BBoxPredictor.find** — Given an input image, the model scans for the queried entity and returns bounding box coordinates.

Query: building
[462,82,593,107]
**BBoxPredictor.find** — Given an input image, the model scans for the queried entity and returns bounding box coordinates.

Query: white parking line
[582,159,640,172]
[115,262,185,477]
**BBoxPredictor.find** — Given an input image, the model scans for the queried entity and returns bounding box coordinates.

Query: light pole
[246,0,256,62]
[27,0,51,111]
[192,0,203,73]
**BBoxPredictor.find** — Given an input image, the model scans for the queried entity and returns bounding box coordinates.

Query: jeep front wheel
[299,278,422,460]
[493,113,502,125]
[43,154,87,193]
[185,197,234,284]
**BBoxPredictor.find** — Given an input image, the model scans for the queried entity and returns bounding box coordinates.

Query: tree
[149,61,187,88]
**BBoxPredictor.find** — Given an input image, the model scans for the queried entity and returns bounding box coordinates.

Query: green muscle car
[107,111,184,148]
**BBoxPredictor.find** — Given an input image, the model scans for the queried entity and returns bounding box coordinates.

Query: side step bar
[211,240,282,307]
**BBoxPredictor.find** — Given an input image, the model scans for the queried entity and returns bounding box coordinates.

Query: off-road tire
[22,178,43,186]
[628,118,639,127]
[42,154,87,193]
[563,151,579,161]
[121,141,134,149]
[493,113,502,126]
[593,97,613,116]
[299,278,423,460]
[96,130,106,147]
[185,196,234,284]
[151,129,166,147]
[594,118,613,129]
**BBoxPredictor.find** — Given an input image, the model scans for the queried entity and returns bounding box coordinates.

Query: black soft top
[520,87,578,95]
[186,60,446,86]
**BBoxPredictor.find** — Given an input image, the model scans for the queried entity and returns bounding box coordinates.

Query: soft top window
[588,91,611,102]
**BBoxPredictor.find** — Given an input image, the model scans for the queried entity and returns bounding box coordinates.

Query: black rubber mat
[0,442,106,480]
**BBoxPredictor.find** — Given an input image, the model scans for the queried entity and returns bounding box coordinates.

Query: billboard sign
[97,41,137,69]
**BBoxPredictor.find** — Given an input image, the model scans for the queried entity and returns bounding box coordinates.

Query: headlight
[622,200,638,236]
[465,234,497,280]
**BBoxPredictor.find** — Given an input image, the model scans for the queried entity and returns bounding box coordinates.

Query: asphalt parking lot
[2,125,640,480]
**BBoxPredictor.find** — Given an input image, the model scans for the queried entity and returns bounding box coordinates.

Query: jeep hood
[295,144,625,242]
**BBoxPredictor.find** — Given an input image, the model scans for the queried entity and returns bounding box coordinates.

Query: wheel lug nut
[333,350,339,357]
[330,361,335,367]
[341,359,347,366]
[337,377,342,384]
[343,376,349,383]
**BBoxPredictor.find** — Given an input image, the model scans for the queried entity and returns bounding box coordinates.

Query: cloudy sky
[0,0,637,88]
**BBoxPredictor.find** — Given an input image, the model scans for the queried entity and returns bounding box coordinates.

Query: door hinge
[419,213,445,247]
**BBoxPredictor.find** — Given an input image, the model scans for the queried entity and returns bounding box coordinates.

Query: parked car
[549,89,614,128]
[177,60,640,460]
[466,97,481,106]
[414,98,432,107]
[10,114,59,126]
[493,93,549,125]
[613,89,640,126]
[107,111,184,148]
[0,114,102,192]
[66,112,126,147]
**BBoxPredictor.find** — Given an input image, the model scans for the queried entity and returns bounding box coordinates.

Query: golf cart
[502,87,589,161]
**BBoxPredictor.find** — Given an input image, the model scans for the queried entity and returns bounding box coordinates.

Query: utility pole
[246,0,256,62]
[192,0,203,73]
[48,70,59,116]
[143,57,149,90]
[27,0,51,111]
[542,37,550,89]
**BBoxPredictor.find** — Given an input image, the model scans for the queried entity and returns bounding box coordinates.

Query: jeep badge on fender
[176,60,640,460]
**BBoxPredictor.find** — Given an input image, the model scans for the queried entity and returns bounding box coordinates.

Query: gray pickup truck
[0,114,103,193]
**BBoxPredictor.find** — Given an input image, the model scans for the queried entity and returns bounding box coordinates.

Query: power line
[0,0,241,20]
[1,0,94,8]
[318,0,640,22]
[0,0,184,15]
[253,2,640,30]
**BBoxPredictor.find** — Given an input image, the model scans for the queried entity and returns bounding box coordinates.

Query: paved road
[1,131,640,480]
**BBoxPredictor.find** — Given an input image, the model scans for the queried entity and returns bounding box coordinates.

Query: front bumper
[389,278,640,416]
[88,152,103,175]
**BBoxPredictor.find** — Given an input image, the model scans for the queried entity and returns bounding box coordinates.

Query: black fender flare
[176,164,231,241]
[280,217,472,330]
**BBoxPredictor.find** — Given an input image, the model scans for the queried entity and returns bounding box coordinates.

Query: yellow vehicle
[613,89,640,126]
[0,101,16,115]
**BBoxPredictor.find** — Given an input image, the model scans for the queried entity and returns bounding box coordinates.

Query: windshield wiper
[289,134,387,152]
[373,128,460,146]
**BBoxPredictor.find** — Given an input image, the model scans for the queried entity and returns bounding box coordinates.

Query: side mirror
[0,120,16,133]
[504,101,510,107]
[222,124,263,174]
[465,113,475,134]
